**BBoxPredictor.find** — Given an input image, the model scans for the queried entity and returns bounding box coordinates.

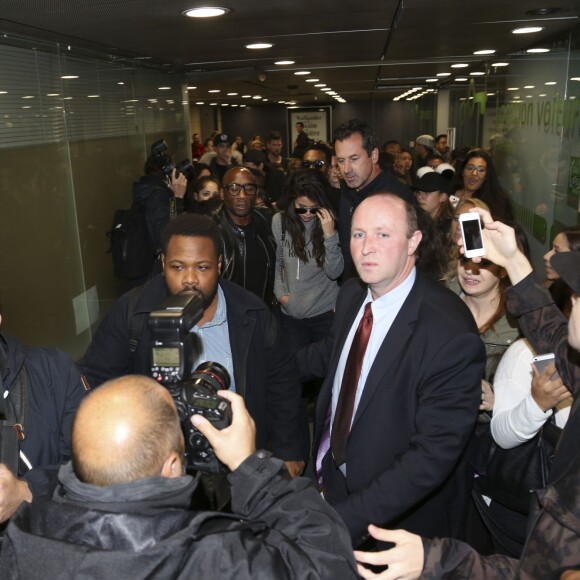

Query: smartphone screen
[460,213,485,257]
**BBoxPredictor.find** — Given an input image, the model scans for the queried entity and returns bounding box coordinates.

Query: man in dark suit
[299,192,485,547]
[82,213,304,480]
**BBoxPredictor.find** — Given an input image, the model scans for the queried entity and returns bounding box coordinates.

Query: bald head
[72,376,183,487]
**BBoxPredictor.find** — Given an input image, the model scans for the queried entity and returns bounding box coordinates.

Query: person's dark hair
[378,151,395,173]
[144,154,165,176]
[194,175,220,194]
[424,152,443,164]
[193,162,210,177]
[203,137,213,148]
[454,148,514,222]
[267,131,282,143]
[435,134,448,144]
[161,213,222,258]
[296,122,304,129]
[277,169,336,267]
[560,226,580,251]
[382,140,400,152]
[303,143,332,164]
[333,119,377,157]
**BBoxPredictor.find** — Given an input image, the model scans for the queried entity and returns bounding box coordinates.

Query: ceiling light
[492,62,509,67]
[470,72,485,76]
[46,93,59,96]
[473,49,495,55]
[262,98,268,101]
[571,77,580,81]
[451,64,468,68]
[305,78,320,83]
[512,27,544,34]
[524,85,535,88]
[321,88,332,92]
[210,102,218,106]
[208,89,220,93]
[487,93,496,96]
[526,95,533,98]
[182,7,230,18]
[507,87,519,91]
[246,43,273,50]
[222,103,229,106]
[240,104,246,107]
[278,100,286,104]
[187,86,197,90]
[61,75,79,79]
[275,60,295,65]
[242,94,252,98]
[455,77,468,82]
[327,91,337,95]
[87,95,100,98]
[252,95,262,99]
[545,81,557,85]
[231,104,238,107]
[158,86,171,90]
[314,84,326,87]
[436,72,451,77]
[527,48,550,53]
[227,92,238,96]
[426,78,438,83]
[195,101,204,105]
[294,71,310,75]
[22,95,35,99]
[539,94,547,97]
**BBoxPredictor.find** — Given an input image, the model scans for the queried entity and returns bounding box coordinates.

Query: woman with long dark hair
[272,169,343,342]
[453,148,514,222]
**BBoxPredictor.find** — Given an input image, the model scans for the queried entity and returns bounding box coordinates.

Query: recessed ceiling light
[314,84,326,87]
[22,95,34,99]
[210,102,218,106]
[571,77,580,81]
[208,89,220,93]
[87,95,100,98]
[262,98,268,101]
[455,77,468,82]
[294,71,310,75]
[158,86,171,90]
[526,95,533,98]
[539,94,547,97]
[275,60,295,65]
[436,72,451,77]
[512,26,544,34]
[278,100,286,104]
[470,72,485,76]
[451,64,468,68]
[187,86,197,90]
[118,82,124,85]
[524,85,535,88]
[240,104,246,107]
[231,104,238,107]
[252,95,262,99]
[61,75,79,79]
[63,97,73,100]
[487,92,496,96]
[242,94,252,98]
[305,78,320,83]
[473,49,495,55]
[492,62,509,67]
[246,43,273,50]
[321,88,332,92]
[327,91,337,95]
[227,92,238,96]
[182,7,230,18]
[527,48,550,53]
[426,78,438,83]
[222,103,229,106]
[507,87,519,91]
[195,101,204,105]
[46,93,59,96]
[545,81,557,85]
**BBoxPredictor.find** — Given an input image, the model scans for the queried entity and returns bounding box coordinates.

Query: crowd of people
[1,118,580,578]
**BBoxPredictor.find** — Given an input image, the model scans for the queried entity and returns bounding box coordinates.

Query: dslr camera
[150,138,196,180]
[148,294,232,473]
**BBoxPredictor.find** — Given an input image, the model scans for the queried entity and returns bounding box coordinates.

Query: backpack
[107,203,155,281]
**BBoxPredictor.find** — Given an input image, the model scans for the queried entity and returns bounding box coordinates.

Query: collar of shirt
[193,285,227,330]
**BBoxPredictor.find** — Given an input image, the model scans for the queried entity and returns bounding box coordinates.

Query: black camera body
[150,138,195,181]
[148,295,232,473]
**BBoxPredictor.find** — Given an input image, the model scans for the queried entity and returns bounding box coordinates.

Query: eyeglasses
[302,160,326,169]
[224,182,257,196]
[465,164,487,174]
[295,206,319,215]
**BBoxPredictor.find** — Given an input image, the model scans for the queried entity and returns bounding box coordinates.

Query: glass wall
[448,26,580,270]
[0,35,190,359]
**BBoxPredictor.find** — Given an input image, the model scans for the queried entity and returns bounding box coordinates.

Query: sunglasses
[295,206,319,215]
[302,160,326,169]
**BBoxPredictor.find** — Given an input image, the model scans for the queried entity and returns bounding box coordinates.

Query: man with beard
[81,214,304,479]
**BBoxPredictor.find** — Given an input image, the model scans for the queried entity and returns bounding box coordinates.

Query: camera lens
[181,361,230,404]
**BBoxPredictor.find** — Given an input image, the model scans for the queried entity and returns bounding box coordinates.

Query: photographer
[0,376,358,578]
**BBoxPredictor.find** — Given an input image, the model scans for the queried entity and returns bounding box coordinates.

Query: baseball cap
[214,133,233,147]
[243,149,267,165]
[551,252,580,295]
[413,171,451,195]
[415,134,435,149]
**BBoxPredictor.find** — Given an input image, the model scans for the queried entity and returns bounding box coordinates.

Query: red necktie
[331,301,373,466]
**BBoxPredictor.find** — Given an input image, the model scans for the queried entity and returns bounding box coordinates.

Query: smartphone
[532,353,558,380]
[459,212,485,258]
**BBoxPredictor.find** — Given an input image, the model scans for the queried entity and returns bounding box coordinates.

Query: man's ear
[218,255,223,275]
[219,188,225,201]
[161,253,166,273]
[371,147,379,164]
[408,230,423,256]
[160,451,183,479]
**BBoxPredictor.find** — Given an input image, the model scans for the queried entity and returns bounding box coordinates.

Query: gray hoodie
[272,212,343,319]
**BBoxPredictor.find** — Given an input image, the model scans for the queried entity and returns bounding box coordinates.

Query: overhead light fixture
[470,72,485,76]
[524,85,535,88]
[314,84,326,87]
[426,78,438,83]
[195,101,204,105]
[182,7,230,18]
[294,71,310,75]
[451,64,468,68]
[327,91,337,95]
[46,93,59,96]
[210,102,218,106]
[545,81,557,85]
[305,78,320,83]
[118,82,125,85]
[571,77,580,81]
[252,95,262,99]
[321,88,332,92]
[436,72,451,77]
[492,62,509,67]
[262,98,268,101]
[512,26,544,34]
[227,92,238,96]
[455,77,468,82]
[87,95,100,98]
[22,95,35,99]
[507,87,519,90]
[158,86,172,90]
[231,104,238,107]
[242,94,252,98]
[240,104,246,107]
[61,75,79,79]
[208,89,220,93]
[246,43,273,49]
[275,60,295,65]
[527,48,550,53]
[187,86,197,90]
[473,49,495,55]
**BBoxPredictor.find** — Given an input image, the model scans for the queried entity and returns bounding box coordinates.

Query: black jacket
[81,276,303,460]
[213,206,277,306]
[338,170,414,279]
[0,333,87,480]
[0,455,358,579]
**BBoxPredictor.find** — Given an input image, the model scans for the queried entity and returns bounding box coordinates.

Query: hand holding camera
[191,390,256,472]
